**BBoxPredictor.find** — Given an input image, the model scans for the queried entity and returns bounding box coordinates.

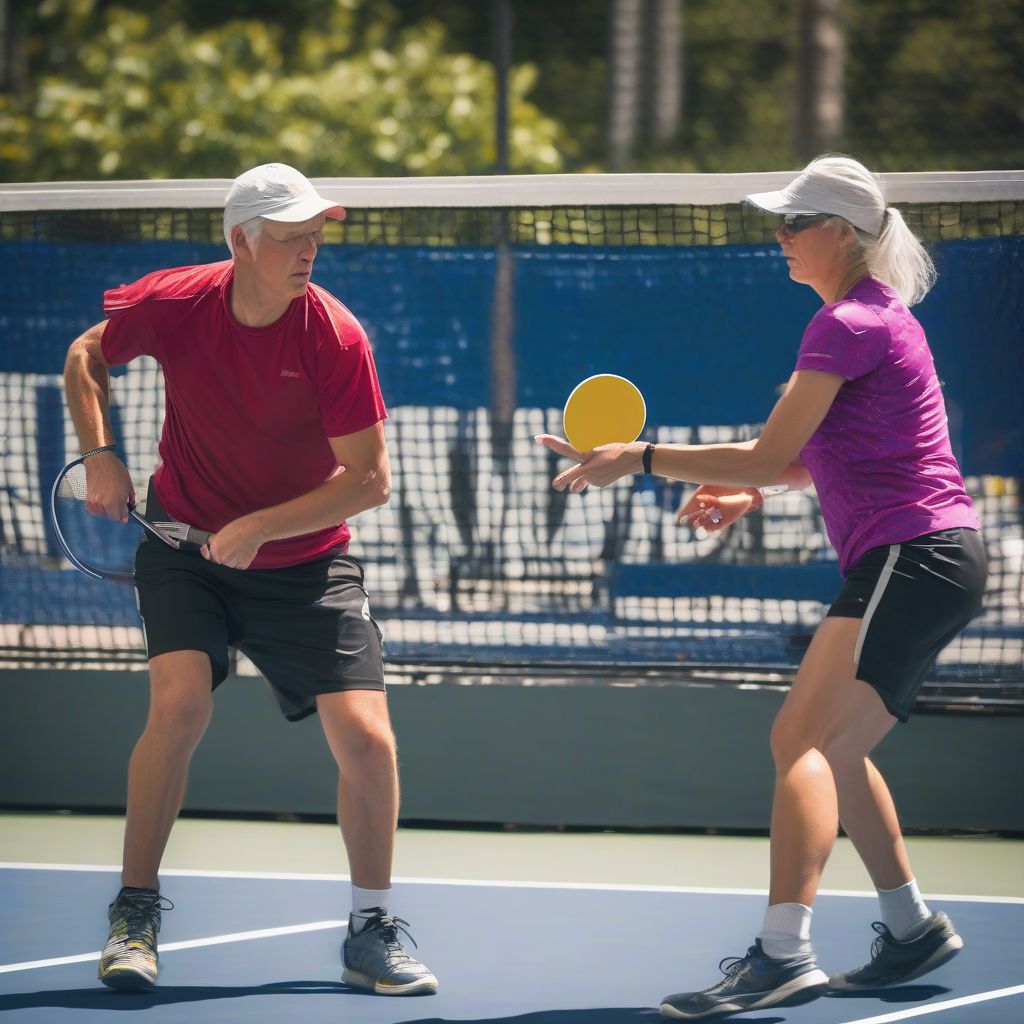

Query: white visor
[747,172,884,236]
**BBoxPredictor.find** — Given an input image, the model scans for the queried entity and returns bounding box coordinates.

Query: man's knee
[344,719,397,768]
[146,653,214,741]
[331,714,397,772]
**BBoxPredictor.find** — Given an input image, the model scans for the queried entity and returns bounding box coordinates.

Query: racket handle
[181,528,211,552]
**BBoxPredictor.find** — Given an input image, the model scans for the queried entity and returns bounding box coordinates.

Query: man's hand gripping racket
[51,452,210,582]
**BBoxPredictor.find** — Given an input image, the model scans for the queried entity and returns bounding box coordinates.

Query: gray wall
[1,669,1021,831]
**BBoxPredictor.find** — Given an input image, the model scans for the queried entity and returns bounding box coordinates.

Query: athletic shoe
[660,939,828,1020]
[342,911,438,995]
[98,888,170,991]
[828,912,963,990]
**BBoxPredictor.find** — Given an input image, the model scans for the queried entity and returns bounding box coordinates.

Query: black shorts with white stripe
[827,528,987,721]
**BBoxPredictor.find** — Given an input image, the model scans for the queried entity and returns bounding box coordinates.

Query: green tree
[845,0,1024,170]
[0,0,570,180]
[2,0,1021,180]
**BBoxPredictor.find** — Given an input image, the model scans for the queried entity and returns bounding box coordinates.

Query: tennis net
[1,172,1021,709]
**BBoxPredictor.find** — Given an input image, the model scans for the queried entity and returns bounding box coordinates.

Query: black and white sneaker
[829,912,963,990]
[660,939,828,1019]
[98,887,171,992]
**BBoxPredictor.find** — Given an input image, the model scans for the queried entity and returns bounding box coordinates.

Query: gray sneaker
[342,912,438,995]
[661,940,828,1020]
[828,912,963,990]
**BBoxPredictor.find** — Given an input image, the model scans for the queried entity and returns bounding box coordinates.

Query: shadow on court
[0,988,684,1023]
[824,983,951,1003]
[0,978,951,1020]
[371,1013,779,1024]
[0,980,349,1013]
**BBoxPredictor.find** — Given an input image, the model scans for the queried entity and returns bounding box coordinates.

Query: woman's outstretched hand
[535,435,644,492]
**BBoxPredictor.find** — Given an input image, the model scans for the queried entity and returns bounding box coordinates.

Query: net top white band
[1,170,1022,212]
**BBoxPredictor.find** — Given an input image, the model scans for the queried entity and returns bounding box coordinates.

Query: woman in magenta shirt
[537,155,986,1021]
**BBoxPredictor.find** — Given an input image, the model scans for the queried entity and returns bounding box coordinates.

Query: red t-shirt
[102,260,387,569]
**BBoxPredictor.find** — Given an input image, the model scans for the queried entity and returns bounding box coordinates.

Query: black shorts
[827,528,987,722]
[134,497,385,722]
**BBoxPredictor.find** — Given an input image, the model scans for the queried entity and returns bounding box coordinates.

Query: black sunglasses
[781,213,833,233]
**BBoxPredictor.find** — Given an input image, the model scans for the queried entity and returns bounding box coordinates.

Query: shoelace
[869,920,896,959]
[717,950,753,977]
[717,943,810,979]
[362,915,419,962]
[116,895,174,938]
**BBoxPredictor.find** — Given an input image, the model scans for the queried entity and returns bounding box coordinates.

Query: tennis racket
[562,373,647,452]
[50,457,210,582]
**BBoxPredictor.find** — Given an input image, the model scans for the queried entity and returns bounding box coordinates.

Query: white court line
[0,919,345,975]
[837,982,1024,1023]
[2,862,1024,903]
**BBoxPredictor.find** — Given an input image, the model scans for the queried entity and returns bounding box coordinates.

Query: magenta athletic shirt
[795,275,978,576]
[102,261,387,569]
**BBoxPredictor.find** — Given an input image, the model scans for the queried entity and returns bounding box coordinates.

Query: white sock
[877,879,931,940]
[758,902,814,959]
[350,885,391,934]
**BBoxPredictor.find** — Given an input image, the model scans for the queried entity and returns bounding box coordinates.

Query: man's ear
[232,225,254,261]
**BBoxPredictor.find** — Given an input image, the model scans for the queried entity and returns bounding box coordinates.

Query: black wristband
[642,442,656,474]
[81,444,117,461]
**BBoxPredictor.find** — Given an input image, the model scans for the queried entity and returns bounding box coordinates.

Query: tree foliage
[1,0,1020,181]
[844,0,1024,170]
[0,0,568,180]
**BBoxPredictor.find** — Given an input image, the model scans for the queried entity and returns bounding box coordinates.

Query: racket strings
[56,463,90,501]
[51,463,146,581]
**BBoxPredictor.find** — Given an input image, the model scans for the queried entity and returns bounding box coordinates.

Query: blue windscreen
[1,230,1020,682]
[4,236,1017,474]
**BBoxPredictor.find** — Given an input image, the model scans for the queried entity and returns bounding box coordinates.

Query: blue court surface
[1,864,1022,1023]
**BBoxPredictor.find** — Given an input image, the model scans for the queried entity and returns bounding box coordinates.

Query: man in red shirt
[63,163,437,996]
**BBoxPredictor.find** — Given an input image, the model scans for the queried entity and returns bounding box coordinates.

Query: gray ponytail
[852,206,936,307]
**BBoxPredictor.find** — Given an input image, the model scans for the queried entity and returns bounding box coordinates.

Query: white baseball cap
[746,156,886,236]
[224,163,345,244]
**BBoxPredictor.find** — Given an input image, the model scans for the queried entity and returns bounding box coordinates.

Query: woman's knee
[769,707,815,767]
[821,732,874,778]
[820,693,897,771]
